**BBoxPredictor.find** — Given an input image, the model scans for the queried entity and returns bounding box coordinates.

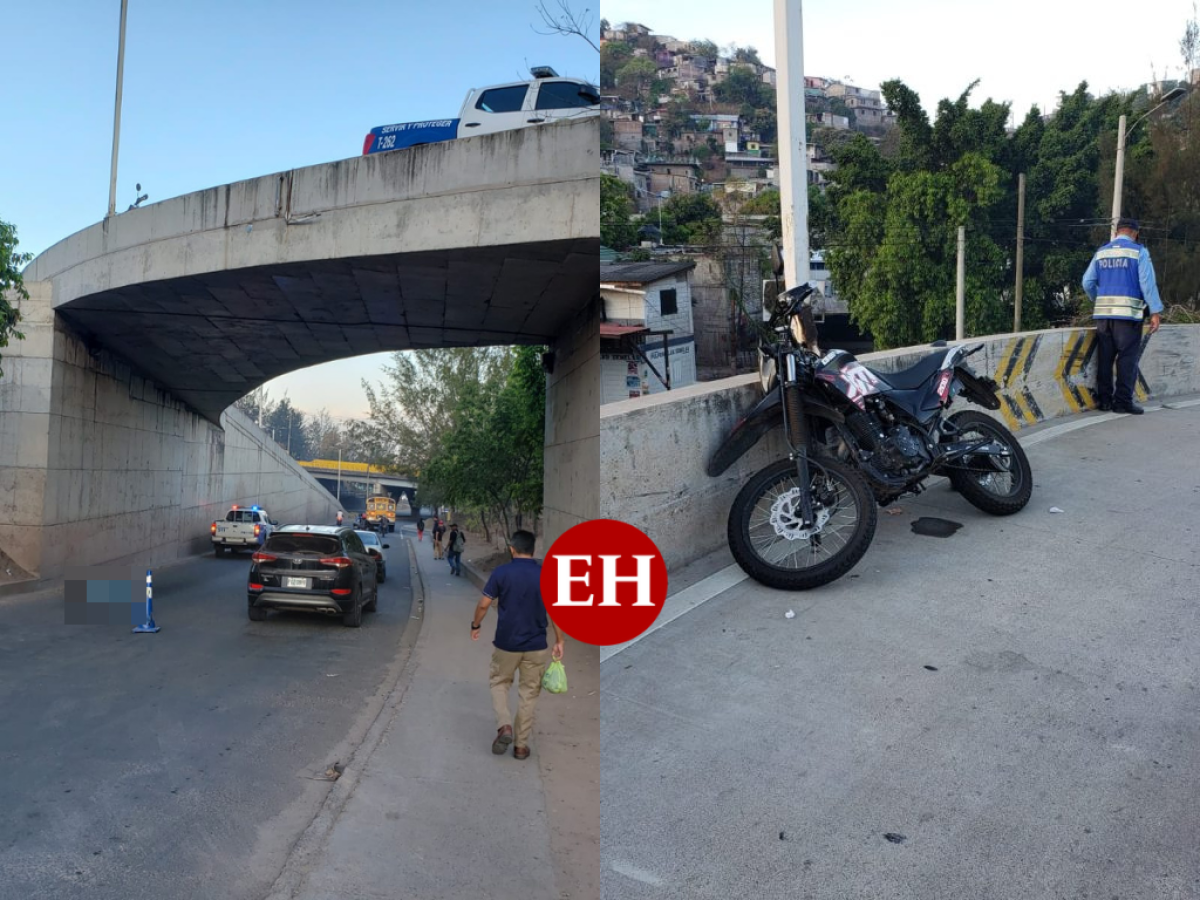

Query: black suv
[248,526,379,627]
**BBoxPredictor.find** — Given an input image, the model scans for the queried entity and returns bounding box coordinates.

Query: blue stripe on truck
[363,118,461,154]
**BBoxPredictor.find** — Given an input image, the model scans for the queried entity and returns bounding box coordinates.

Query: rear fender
[954,366,1002,411]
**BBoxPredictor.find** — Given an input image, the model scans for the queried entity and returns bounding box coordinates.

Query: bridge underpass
[0,119,598,581]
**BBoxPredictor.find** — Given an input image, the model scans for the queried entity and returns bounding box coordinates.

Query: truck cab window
[535,80,600,110]
[476,85,528,113]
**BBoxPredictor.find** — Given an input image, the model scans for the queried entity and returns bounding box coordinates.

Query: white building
[600,261,698,404]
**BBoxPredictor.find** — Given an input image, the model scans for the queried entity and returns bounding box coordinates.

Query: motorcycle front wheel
[728,456,877,591]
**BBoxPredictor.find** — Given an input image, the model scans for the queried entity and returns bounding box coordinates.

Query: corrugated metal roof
[600,260,695,284]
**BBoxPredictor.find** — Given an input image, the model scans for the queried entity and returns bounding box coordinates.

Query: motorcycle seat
[871,352,947,390]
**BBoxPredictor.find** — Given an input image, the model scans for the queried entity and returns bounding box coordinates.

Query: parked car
[212,505,276,556]
[355,529,390,583]
[247,526,378,627]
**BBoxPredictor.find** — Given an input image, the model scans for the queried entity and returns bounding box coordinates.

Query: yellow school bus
[364,496,396,531]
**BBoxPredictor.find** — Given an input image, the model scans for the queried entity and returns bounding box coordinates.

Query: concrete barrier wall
[0,283,339,580]
[601,325,1200,572]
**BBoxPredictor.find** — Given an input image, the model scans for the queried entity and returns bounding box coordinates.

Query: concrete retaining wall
[0,282,338,580]
[600,325,1200,572]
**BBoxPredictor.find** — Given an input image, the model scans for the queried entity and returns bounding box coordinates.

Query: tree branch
[532,0,600,53]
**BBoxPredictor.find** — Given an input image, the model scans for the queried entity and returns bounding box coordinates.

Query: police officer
[1081,217,1164,414]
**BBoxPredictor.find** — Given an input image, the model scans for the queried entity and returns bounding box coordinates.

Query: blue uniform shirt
[1081,236,1164,318]
[482,558,548,653]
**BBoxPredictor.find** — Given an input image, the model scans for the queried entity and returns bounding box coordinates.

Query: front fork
[780,353,816,527]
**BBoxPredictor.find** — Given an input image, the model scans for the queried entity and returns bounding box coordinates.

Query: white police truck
[362,66,599,155]
[211,505,276,556]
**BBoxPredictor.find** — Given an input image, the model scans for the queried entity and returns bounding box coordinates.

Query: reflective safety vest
[1091,237,1146,321]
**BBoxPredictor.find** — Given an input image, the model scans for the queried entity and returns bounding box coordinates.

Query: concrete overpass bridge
[0,120,598,581]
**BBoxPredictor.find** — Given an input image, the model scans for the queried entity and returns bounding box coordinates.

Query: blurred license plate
[284,577,309,589]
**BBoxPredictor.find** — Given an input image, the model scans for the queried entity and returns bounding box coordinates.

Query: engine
[844,408,931,474]
[879,424,929,473]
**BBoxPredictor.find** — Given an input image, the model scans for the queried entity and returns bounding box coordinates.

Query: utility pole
[1110,114,1127,240]
[337,447,342,503]
[773,0,810,290]
[107,0,129,219]
[956,225,966,341]
[1014,173,1026,332]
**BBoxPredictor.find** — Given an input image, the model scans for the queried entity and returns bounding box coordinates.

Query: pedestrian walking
[417,517,425,542]
[432,518,445,560]
[446,524,465,576]
[470,530,564,760]
[1081,217,1164,415]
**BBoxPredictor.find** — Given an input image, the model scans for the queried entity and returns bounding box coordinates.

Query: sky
[2,0,598,423]
[602,0,1199,125]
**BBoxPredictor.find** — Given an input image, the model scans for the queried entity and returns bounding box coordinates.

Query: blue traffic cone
[133,568,160,633]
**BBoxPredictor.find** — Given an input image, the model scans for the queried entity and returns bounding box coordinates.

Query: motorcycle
[707,282,1033,591]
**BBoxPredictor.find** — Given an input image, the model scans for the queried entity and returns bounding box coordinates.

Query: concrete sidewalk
[271,526,598,900]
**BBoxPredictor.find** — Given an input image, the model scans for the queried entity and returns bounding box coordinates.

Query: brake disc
[769,486,834,540]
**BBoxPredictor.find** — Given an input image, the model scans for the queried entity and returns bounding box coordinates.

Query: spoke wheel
[942,411,1033,515]
[728,456,877,590]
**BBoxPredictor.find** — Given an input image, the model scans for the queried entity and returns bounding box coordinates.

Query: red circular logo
[540,519,668,646]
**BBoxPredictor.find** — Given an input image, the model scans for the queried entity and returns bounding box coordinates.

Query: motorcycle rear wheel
[728,456,877,591]
[943,410,1032,515]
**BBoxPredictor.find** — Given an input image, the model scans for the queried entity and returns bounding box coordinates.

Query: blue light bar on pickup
[362,119,461,155]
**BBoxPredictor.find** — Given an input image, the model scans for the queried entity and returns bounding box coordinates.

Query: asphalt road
[602,403,1200,900]
[0,540,415,900]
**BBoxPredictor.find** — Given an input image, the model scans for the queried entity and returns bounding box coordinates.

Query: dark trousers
[1094,318,1143,406]
[447,551,462,574]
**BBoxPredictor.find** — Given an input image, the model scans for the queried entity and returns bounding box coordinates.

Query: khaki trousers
[432,536,443,559]
[489,647,551,748]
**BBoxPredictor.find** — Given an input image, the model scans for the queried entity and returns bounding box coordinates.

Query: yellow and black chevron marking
[1134,333,1153,402]
[1057,332,1099,413]
[993,335,1044,429]
[995,335,1041,389]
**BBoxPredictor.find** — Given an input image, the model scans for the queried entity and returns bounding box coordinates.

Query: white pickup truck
[362,66,599,155]
[211,505,276,556]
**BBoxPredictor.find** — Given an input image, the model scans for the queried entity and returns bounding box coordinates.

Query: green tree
[600,40,632,90]
[601,174,638,250]
[362,347,510,482]
[265,396,313,460]
[661,192,722,245]
[616,57,659,102]
[419,347,546,536]
[824,82,1012,347]
[0,219,31,379]
[714,66,769,107]
[689,40,719,60]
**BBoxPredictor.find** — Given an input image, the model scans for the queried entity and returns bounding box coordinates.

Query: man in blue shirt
[470,530,564,759]
[1081,217,1164,414]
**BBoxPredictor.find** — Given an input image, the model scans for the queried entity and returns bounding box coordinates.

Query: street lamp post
[1110,86,1187,238]
[107,0,129,219]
